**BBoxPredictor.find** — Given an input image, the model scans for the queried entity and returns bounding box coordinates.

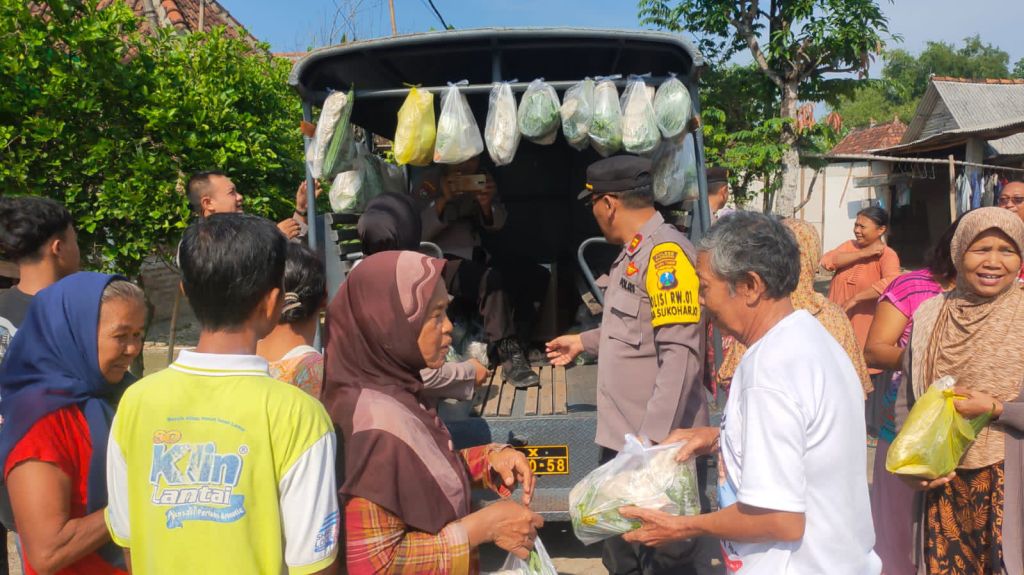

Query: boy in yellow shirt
[105,214,339,574]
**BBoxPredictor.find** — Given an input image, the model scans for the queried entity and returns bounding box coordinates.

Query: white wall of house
[795,161,890,254]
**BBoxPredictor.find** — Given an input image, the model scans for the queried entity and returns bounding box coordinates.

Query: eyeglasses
[586,193,612,207]
[998,196,1024,207]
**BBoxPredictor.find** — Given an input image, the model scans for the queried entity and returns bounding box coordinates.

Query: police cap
[578,155,653,200]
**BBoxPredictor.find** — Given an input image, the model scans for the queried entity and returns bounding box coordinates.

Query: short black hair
[857,206,890,228]
[925,216,962,282]
[280,242,326,324]
[0,196,74,263]
[179,213,286,331]
[616,185,655,209]
[186,170,229,215]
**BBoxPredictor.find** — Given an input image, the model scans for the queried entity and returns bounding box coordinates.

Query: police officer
[546,155,714,575]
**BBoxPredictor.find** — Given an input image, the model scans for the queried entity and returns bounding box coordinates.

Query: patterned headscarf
[321,251,472,533]
[911,207,1024,469]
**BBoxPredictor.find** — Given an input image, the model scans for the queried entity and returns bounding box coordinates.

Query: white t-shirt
[718,310,880,575]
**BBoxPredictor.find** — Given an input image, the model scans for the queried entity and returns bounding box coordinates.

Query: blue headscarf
[0,272,132,513]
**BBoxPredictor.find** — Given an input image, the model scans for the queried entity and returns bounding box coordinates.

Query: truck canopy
[288,27,704,138]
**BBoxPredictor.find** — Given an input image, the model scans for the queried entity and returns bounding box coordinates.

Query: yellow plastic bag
[394,86,435,166]
[886,376,991,479]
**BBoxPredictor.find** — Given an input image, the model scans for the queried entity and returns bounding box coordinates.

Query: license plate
[513,444,569,475]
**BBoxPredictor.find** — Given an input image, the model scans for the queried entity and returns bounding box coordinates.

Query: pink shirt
[821,240,901,358]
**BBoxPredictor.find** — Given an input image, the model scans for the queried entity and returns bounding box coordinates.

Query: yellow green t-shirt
[105,351,338,575]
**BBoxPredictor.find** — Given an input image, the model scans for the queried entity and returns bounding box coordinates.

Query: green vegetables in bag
[590,78,623,157]
[561,78,595,150]
[620,76,660,155]
[518,79,561,145]
[654,74,692,139]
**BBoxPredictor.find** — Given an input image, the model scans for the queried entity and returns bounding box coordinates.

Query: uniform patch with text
[646,242,700,326]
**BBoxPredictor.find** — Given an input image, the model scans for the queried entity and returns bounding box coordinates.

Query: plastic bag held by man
[561,78,595,150]
[569,435,700,545]
[886,376,992,480]
[488,537,557,575]
[309,89,355,178]
[589,76,623,157]
[485,81,521,166]
[394,86,436,166]
[435,81,485,164]
[620,76,661,155]
[517,79,561,145]
[653,74,693,140]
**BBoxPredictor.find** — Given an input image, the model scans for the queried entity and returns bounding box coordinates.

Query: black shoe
[497,338,540,389]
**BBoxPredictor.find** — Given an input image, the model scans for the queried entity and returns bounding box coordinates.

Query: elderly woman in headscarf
[717,218,871,396]
[896,207,1024,575]
[0,272,145,575]
[322,251,542,574]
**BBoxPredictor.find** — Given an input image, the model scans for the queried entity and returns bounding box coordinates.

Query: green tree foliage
[639,0,891,215]
[0,0,303,276]
[1015,58,1024,79]
[835,36,1014,128]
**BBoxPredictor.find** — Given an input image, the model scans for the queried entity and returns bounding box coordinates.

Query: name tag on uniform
[618,277,638,294]
[646,242,700,326]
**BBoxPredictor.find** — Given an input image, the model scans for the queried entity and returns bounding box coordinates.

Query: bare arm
[864,300,910,371]
[823,248,871,270]
[8,460,112,574]
[621,502,805,547]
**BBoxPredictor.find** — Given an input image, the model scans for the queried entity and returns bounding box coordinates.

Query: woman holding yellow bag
[896,207,1024,575]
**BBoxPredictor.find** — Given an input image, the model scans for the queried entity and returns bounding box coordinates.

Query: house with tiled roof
[98,0,260,45]
[820,77,1024,263]
[828,118,906,156]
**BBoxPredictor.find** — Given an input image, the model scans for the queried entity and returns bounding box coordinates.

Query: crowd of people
[0,160,1022,575]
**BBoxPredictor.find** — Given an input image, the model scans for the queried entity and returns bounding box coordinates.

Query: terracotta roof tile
[931,76,1024,85]
[828,119,907,156]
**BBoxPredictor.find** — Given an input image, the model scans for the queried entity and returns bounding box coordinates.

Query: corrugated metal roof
[989,132,1024,157]
[934,80,1024,131]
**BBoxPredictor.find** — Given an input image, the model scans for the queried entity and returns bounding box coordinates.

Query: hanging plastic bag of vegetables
[434,81,485,164]
[620,75,661,155]
[560,78,595,151]
[394,86,436,167]
[309,88,356,179]
[517,78,561,145]
[654,73,693,140]
[590,76,623,157]
[485,81,521,166]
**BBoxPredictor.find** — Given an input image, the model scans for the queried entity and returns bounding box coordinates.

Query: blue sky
[222,0,1024,73]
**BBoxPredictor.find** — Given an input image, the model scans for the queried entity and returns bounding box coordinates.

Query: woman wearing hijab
[717,218,871,395]
[322,251,542,574]
[0,272,146,575]
[898,207,1024,574]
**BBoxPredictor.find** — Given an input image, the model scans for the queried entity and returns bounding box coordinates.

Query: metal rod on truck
[301,101,322,349]
[350,77,670,100]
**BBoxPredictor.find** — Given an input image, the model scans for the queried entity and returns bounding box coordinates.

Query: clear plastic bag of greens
[654,74,693,139]
[517,78,561,145]
[435,81,485,164]
[309,89,356,179]
[886,376,992,480]
[328,144,385,214]
[590,76,623,157]
[394,86,436,166]
[569,434,700,545]
[488,537,557,575]
[485,81,521,166]
[561,78,595,151]
[620,75,660,155]
[651,133,698,206]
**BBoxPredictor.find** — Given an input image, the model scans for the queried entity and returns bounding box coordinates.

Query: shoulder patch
[646,242,700,327]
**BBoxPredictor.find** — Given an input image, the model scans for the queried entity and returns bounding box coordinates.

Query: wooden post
[388,0,397,35]
[948,154,957,221]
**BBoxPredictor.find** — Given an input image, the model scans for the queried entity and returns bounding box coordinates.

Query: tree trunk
[775,82,801,216]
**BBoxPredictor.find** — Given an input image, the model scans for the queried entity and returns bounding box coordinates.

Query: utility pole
[388,0,397,35]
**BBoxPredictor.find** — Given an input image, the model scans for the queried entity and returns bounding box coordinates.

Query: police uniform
[577,156,716,575]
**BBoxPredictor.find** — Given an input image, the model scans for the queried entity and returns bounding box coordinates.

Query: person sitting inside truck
[411,155,547,389]
[322,250,542,573]
[357,192,489,399]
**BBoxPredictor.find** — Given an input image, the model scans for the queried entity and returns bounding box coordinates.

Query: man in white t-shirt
[621,211,880,575]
